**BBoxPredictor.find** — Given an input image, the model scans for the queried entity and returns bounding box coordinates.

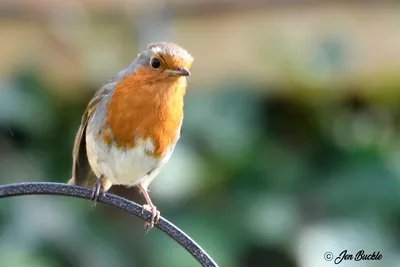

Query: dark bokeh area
[0,1,400,267]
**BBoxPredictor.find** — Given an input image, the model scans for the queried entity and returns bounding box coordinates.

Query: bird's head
[132,42,194,81]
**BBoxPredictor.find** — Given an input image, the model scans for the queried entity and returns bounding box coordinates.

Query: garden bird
[68,42,193,232]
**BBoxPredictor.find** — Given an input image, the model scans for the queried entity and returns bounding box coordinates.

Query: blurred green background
[1,1,400,267]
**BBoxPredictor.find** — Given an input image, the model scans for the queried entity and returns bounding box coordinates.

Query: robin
[68,42,193,232]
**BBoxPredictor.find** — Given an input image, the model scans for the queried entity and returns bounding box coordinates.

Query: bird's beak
[166,67,191,76]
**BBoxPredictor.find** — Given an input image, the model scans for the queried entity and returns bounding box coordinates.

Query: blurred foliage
[1,2,400,267]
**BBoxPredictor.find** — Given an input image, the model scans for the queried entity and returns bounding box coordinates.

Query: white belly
[85,131,175,187]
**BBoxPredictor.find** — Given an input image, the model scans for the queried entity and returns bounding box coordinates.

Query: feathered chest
[104,72,186,158]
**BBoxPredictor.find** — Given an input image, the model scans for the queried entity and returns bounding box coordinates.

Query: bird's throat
[105,72,185,158]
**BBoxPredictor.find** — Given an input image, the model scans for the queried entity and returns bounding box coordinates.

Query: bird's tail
[67,177,76,185]
[67,172,97,187]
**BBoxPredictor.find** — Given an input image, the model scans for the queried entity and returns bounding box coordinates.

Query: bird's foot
[90,179,105,207]
[141,204,160,233]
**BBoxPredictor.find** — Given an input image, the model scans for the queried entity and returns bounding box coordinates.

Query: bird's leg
[139,184,160,233]
[91,176,112,207]
[90,179,103,207]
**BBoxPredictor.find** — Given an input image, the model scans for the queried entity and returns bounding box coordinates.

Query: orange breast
[105,67,186,158]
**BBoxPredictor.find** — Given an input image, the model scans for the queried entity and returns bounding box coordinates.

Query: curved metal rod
[0,182,218,267]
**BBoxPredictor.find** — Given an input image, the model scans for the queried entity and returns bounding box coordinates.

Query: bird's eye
[151,58,161,69]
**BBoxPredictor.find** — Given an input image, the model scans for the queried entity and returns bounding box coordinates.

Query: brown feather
[71,84,112,186]
[106,66,186,158]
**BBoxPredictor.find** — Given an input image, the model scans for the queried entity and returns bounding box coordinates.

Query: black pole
[0,182,219,267]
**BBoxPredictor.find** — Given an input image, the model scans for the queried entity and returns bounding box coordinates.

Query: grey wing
[69,82,114,186]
